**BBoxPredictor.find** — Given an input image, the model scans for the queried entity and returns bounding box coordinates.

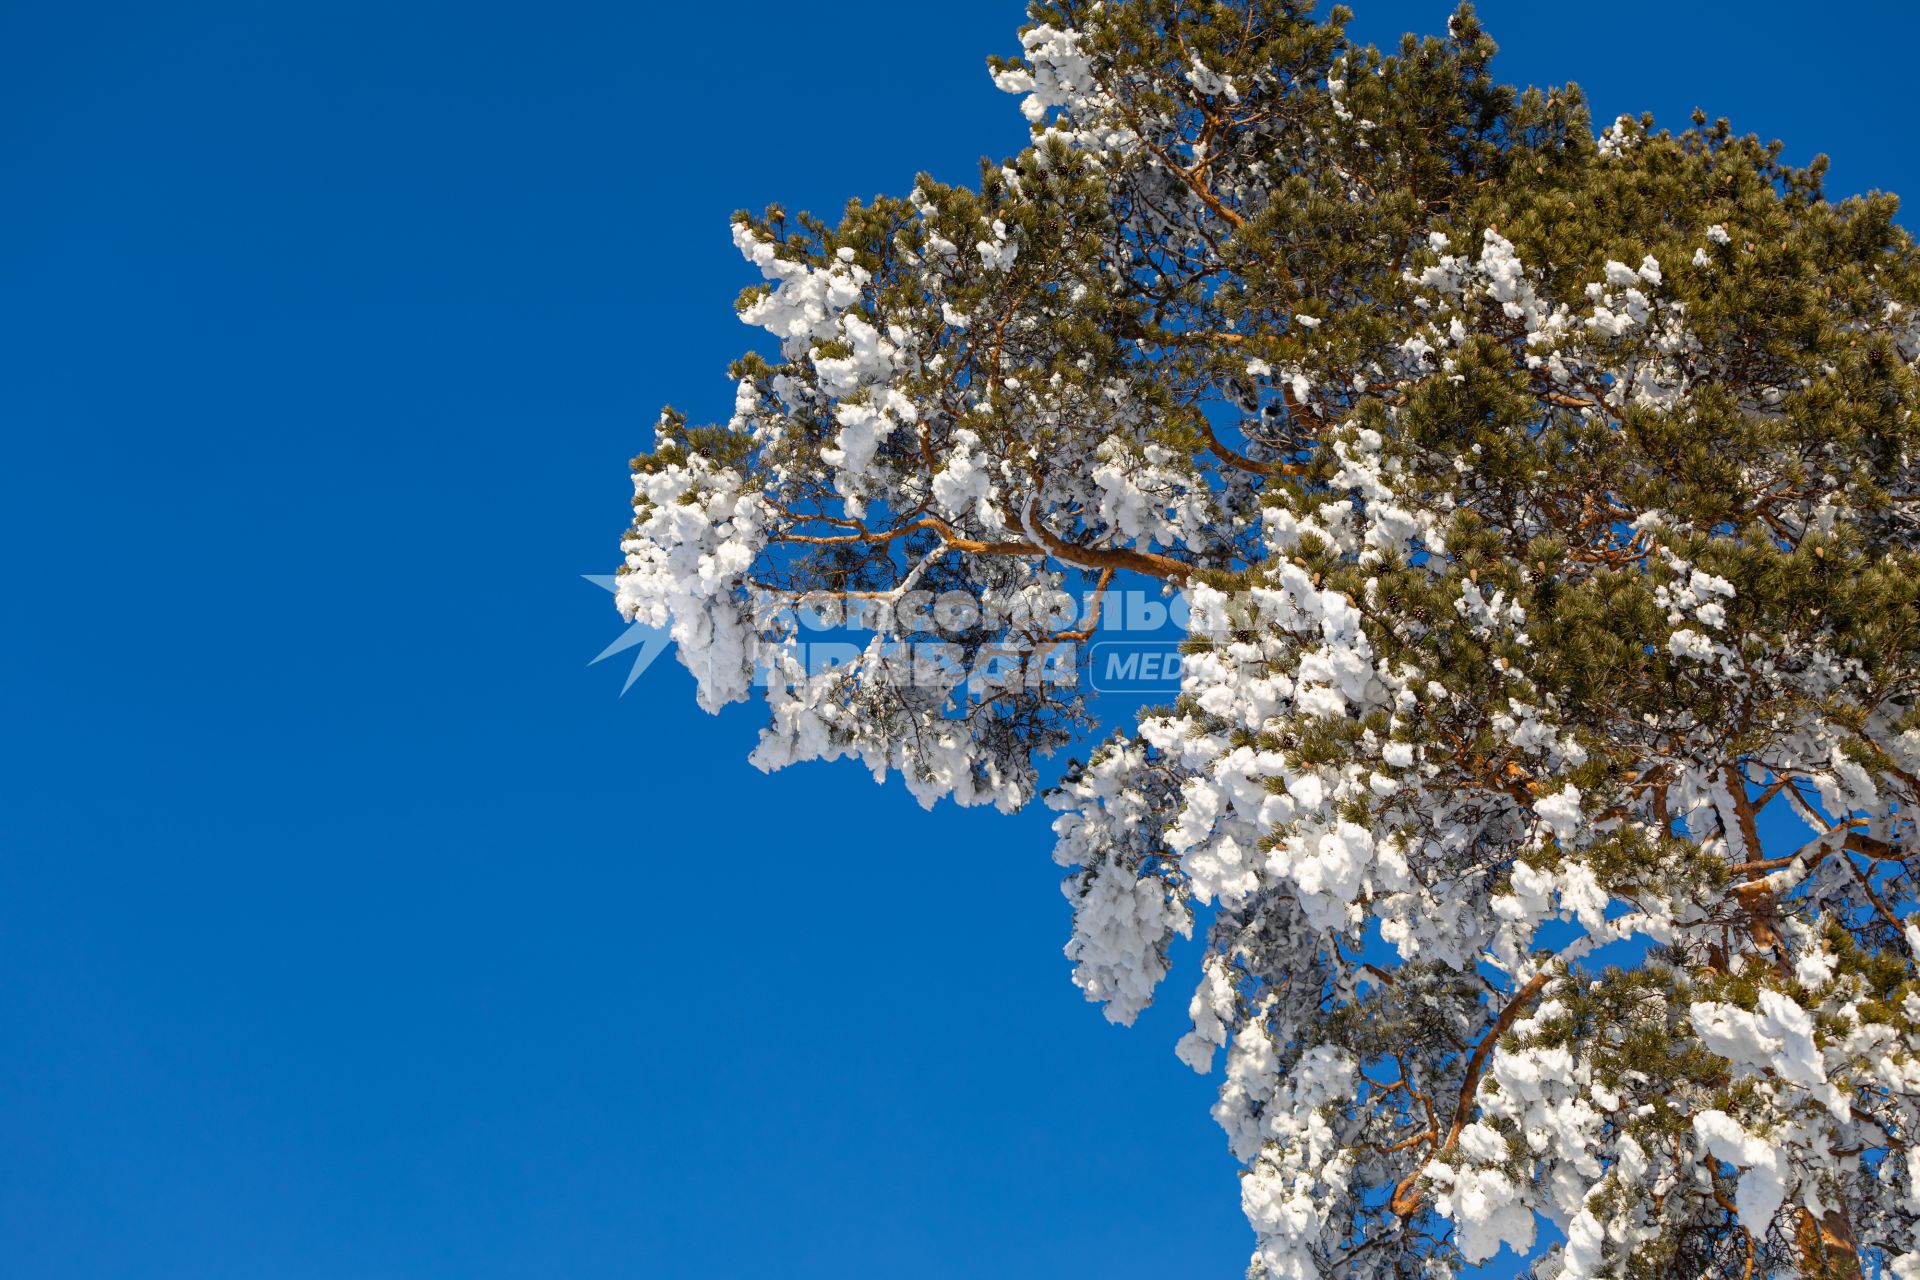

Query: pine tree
[616,4,1920,1275]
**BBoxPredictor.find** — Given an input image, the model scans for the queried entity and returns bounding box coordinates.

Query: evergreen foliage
[618,5,1920,1274]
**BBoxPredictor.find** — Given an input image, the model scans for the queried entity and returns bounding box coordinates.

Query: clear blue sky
[2,3,1915,1276]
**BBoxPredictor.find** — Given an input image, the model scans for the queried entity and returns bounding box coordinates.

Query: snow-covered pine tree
[615,3,1920,1275]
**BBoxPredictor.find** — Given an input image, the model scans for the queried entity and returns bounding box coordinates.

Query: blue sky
[2,3,1916,1276]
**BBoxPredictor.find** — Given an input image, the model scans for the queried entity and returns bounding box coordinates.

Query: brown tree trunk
[1722,765,1863,1280]
[1795,1205,1863,1280]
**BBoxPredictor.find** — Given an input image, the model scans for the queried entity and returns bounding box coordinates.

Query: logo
[584,575,673,695]
[1088,641,1187,693]
[588,576,1192,699]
